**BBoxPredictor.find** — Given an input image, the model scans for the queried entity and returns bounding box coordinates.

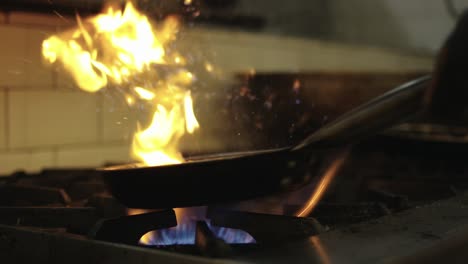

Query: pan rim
[97,146,292,172]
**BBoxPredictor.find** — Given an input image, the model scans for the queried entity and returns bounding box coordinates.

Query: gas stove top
[1,135,468,264]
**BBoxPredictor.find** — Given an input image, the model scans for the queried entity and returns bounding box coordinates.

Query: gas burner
[1,133,468,263]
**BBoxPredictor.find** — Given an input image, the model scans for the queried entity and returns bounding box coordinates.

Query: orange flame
[296,153,348,217]
[184,91,200,133]
[42,1,199,166]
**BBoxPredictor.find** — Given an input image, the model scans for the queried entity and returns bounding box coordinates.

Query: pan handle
[293,75,431,151]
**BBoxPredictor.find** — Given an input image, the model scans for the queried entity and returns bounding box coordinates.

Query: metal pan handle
[293,75,431,151]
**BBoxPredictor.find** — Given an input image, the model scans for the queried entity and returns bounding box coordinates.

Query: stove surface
[1,135,468,264]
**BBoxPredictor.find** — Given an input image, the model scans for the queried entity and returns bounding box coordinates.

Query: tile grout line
[0,139,130,153]
[4,88,9,151]
[52,145,58,167]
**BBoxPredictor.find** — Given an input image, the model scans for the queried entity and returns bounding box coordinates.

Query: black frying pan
[101,76,430,209]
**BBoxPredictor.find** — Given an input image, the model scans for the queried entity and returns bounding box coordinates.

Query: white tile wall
[56,144,131,167]
[24,28,55,89]
[0,91,5,150]
[0,11,436,176]
[8,90,99,148]
[28,150,55,171]
[0,26,27,88]
[0,25,56,90]
[56,69,79,91]
[101,90,134,142]
[0,149,54,175]
[182,28,433,73]
[9,12,74,28]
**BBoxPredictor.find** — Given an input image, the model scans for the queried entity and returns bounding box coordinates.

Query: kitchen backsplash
[0,11,433,175]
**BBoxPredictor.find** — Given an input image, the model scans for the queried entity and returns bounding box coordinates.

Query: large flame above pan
[42,1,199,166]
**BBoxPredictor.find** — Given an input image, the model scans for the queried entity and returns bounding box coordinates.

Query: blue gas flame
[141,220,255,245]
